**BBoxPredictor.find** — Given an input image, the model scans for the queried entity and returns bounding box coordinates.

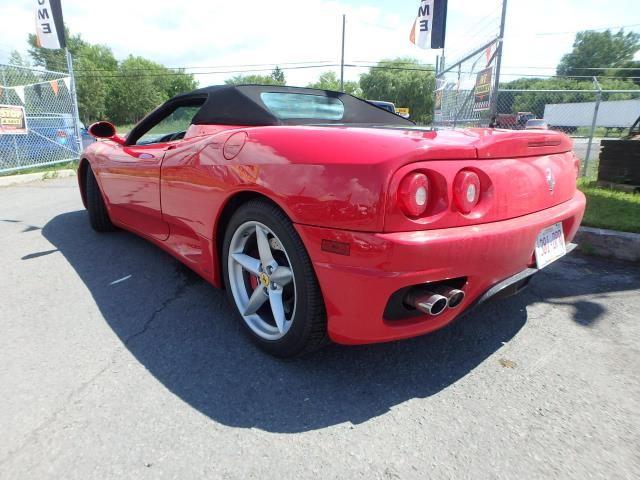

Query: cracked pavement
[1,176,639,479]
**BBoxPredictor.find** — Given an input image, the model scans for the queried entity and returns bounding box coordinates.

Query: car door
[99,104,201,241]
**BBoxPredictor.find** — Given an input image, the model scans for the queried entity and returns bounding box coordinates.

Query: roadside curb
[575,226,640,262]
[0,169,76,187]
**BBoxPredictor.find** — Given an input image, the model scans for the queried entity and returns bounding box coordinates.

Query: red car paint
[80,125,585,344]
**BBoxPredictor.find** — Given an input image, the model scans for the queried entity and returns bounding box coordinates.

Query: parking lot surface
[1,176,639,479]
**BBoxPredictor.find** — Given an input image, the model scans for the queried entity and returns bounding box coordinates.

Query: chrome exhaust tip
[446,289,465,308]
[429,286,466,309]
[405,291,449,316]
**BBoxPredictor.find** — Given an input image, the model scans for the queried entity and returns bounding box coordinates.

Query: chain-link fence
[1,63,82,174]
[494,87,640,177]
[433,40,498,130]
[434,72,640,177]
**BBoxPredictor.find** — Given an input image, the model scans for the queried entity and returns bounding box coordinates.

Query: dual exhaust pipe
[405,286,465,316]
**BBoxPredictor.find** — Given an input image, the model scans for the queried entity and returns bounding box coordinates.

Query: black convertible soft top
[125,85,414,145]
[172,85,413,127]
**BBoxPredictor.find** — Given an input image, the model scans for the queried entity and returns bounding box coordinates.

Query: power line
[74,64,340,78]
[532,23,640,36]
[351,61,639,71]
[501,65,640,70]
[8,56,638,80]
[71,63,336,74]
[70,64,639,81]
[496,72,640,79]
[73,62,436,74]
[71,60,337,72]
[73,63,439,79]
[455,5,502,39]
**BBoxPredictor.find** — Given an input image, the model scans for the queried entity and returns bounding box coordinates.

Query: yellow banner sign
[0,105,28,135]
[473,67,493,112]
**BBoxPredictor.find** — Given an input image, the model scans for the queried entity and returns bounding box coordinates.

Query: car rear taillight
[453,170,480,214]
[398,172,429,217]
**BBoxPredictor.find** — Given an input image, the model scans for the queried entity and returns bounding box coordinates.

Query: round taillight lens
[453,170,481,214]
[398,172,429,217]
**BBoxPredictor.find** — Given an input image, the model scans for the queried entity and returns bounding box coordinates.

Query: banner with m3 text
[409,0,448,50]
[35,0,66,49]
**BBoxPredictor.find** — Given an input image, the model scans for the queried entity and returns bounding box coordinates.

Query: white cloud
[0,0,638,87]
[0,0,425,86]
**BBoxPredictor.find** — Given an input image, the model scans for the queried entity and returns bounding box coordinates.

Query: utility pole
[340,14,346,92]
[490,0,508,119]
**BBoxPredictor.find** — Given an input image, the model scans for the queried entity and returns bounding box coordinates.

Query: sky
[0,0,638,87]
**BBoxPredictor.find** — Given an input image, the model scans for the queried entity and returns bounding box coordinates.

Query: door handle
[165,144,178,151]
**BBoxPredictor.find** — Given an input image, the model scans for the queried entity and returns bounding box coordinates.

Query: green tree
[74,44,118,123]
[105,56,170,124]
[271,66,286,85]
[225,67,286,86]
[609,59,640,86]
[557,29,640,77]
[27,29,87,72]
[28,29,115,122]
[499,76,639,118]
[307,71,361,96]
[164,70,198,98]
[359,58,435,124]
[3,50,37,101]
[8,50,30,68]
[225,74,278,85]
[26,27,197,123]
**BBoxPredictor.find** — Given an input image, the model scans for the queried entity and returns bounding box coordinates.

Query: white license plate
[534,222,566,269]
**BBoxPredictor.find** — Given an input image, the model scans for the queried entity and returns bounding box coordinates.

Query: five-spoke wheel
[228,221,296,340]
[222,200,327,357]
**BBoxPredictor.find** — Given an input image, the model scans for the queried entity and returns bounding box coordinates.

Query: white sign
[35,0,65,49]
[410,1,434,49]
[409,0,447,50]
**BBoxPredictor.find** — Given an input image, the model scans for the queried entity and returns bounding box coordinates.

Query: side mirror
[88,121,125,145]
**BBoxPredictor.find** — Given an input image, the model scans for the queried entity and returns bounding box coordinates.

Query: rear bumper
[295,191,586,345]
[467,241,577,308]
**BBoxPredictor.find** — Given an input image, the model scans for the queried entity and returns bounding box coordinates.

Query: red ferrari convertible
[81,85,585,357]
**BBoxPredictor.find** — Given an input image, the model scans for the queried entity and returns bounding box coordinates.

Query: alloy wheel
[227,221,297,340]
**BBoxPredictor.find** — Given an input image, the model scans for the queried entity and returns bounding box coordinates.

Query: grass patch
[0,160,78,177]
[578,179,640,233]
[574,126,628,138]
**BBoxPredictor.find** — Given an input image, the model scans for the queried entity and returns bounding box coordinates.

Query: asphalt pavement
[1,176,639,479]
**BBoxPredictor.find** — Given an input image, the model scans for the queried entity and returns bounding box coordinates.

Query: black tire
[222,200,328,357]
[86,166,115,232]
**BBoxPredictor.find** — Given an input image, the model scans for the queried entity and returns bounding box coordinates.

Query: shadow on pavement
[38,210,637,433]
[529,251,639,328]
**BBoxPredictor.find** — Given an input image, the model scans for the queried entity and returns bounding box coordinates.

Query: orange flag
[50,80,59,96]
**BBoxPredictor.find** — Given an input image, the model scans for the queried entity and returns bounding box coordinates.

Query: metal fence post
[433,55,440,127]
[453,64,461,128]
[65,49,83,158]
[584,76,602,177]
[490,0,508,119]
